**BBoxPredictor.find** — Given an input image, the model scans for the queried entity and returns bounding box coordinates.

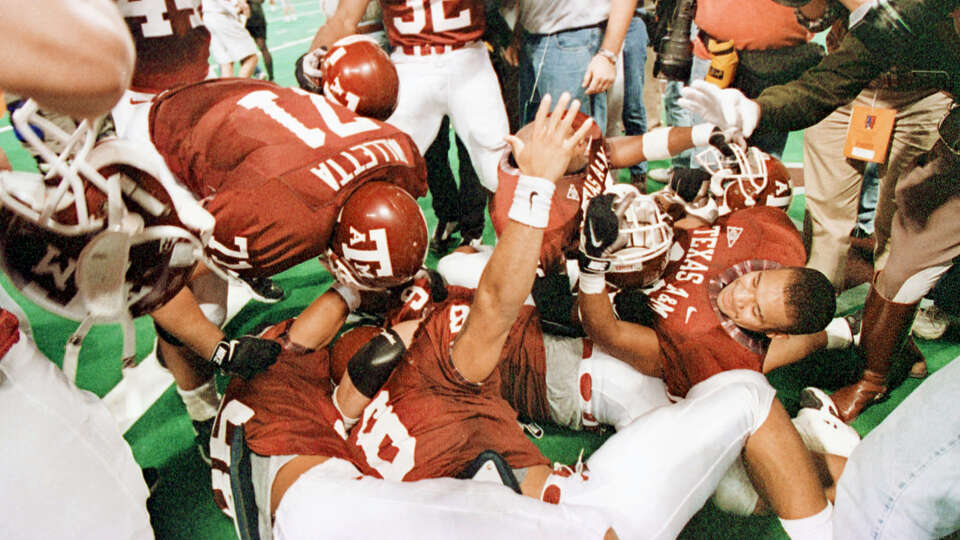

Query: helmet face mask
[324,181,428,291]
[695,145,793,216]
[0,100,212,324]
[603,185,675,290]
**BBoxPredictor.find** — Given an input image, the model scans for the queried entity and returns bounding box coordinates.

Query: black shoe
[243,276,285,304]
[193,418,215,465]
[430,220,459,255]
[142,467,160,496]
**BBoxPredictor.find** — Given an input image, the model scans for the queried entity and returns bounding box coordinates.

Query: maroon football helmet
[695,145,793,216]
[0,100,214,375]
[324,181,427,290]
[601,185,675,290]
[321,35,399,121]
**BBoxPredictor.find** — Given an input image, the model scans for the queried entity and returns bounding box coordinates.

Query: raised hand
[505,93,595,183]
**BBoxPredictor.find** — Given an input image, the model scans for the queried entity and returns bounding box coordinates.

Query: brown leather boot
[830,281,919,423]
[903,337,929,378]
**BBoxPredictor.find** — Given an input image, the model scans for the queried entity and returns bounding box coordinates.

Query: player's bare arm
[579,292,662,376]
[605,124,719,169]
[582,0,637,94]
[452,93,594,383]
[308,0,371,51]
[1,0,134,119]
[150,284,225,361]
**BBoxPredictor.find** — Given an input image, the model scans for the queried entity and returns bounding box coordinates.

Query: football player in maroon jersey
[141,78,430,457]
[575,191,853,534]
[308,0,509,196]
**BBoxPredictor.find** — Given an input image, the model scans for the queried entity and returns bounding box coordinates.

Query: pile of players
[3,0,958,539]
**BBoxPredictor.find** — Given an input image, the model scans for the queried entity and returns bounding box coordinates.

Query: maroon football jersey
[118,0,211,93]
[651,207,805,397]
[347,297,550,481]
[149,79,427,278]
[384,277,551,421]
[214,320,354,459]
[496,305,551,423]
[380,0,486,50]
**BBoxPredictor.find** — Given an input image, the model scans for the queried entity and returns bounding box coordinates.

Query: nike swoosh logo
[685,306,697,324]
[129,99,150,105]
[588,220,604,248]
[529,191,539,209]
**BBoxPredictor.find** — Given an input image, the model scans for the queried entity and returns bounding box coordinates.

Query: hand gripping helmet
[0,100,214,377]
[694,144,793,216]
[321,34,399,121]
[602,184,675,290]
[324,181,428,290]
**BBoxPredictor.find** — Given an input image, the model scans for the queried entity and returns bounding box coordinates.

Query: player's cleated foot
[798,386,841,419]
[912,304,951,340]
[243,276,285,304]
[792,405,861,457]
[193,418,215,465]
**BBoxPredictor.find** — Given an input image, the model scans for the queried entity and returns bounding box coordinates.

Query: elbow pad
[347,327,406,398]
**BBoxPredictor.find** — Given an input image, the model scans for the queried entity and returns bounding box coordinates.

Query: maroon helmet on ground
[323,181,427,290]
[321,35,399,121]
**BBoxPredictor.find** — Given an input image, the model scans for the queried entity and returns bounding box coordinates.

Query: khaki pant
[802,88,952,285]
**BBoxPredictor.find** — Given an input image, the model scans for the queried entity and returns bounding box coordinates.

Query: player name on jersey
[310,138,411,192]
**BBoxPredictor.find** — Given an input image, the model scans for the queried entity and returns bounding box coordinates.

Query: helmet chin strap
[63,229,136,382]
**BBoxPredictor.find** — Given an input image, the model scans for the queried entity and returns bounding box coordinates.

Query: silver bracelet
[596,48,618,66]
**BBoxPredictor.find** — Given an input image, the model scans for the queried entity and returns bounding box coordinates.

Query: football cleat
[792,402,861,457]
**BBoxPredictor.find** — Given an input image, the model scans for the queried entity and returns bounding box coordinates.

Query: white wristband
[691,123,718,147]
[331,281,362,312]
[508,175,555,229]
[641,127,673,161]
[578,272,607,295]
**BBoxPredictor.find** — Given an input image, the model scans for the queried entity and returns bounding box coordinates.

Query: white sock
[176,378,219,422]
[779,502,833,540]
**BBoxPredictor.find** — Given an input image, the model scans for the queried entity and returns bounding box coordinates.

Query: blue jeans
[519,26,606,131]
[622,15,649,176]
[662,80,694,168]
[834,357,960,539]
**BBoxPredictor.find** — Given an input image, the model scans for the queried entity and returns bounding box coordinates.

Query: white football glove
[678,80,760,139]
[302,48,325,79]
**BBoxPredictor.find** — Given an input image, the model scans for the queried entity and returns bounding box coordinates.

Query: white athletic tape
[641,127,673,161]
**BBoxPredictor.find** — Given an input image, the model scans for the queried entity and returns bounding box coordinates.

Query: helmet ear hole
[328,181,428,290]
